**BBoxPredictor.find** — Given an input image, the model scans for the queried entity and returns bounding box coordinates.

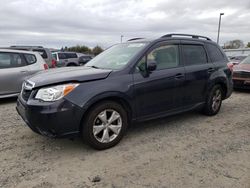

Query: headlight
[35,83,79,102]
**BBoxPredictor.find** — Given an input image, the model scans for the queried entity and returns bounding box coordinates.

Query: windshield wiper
[87,65,100,69]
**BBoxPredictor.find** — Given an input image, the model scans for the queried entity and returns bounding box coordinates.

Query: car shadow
[0,97,17,105]
[36,110,200,153]
[233,88,250,93]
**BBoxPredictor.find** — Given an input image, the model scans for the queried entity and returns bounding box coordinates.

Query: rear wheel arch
[208,79,228,99]
[216,82,227,99]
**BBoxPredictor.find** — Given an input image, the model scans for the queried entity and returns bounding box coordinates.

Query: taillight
[227,62,233,72]
[51,59,57,68]
[44,64,49,70]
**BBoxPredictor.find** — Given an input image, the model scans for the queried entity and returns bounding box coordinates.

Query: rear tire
[203,85,223,116]
[82,101,128,150]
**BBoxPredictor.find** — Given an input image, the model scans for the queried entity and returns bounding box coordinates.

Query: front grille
[22,89,32,101]
[233,71,250,78]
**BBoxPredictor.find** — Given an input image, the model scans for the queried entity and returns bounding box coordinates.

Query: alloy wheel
[212,89,222,112]
[93,109,122,143]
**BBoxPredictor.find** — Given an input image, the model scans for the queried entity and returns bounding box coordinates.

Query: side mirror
[147,60,157,72]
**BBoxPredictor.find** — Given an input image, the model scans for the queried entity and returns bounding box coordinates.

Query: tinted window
[0,52,25,69]
[58,53,67,59]
[65,53,77,58]
[148,45,179,70]
[33,49,48,59]
[206,44,224,62]
[182,45,207,65]
[24,54,37,65]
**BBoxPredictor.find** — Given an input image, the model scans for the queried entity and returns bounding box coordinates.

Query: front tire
[203,85,223,116]
[82,101,128,150]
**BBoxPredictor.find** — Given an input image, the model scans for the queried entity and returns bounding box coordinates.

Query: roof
[126,33,216,44]
[0,48,39,54]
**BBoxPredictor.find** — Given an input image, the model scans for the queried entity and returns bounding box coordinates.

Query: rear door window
[58,53,67,60]
[0,52,26,69]
[65,53,77,58]
[33,49,48,59]
[182,45,207,65]
[206,43,225,62]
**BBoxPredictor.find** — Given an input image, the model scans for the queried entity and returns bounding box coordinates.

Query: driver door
[132,41,186,120]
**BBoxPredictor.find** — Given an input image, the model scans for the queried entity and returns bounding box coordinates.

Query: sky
[0,0,250,49]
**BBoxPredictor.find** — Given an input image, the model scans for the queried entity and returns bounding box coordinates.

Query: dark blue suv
[16,34,233,149]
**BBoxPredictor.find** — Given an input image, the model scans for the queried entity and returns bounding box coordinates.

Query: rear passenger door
[0,52,29,95]
[181,41,214,105]
[65,53,79,65]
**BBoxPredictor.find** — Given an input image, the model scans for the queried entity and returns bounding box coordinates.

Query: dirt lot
[0,91,250,188]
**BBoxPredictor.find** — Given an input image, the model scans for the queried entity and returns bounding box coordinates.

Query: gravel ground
[0,91,250,188]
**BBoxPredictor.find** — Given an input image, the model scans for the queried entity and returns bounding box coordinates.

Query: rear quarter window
[24,54,37,65]
[182,45,207,65]
[206,43,225,62]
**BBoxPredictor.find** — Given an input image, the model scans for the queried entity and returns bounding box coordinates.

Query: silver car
[52,52,79,67]
[52,52,92,67]
[9,46,54,68]
[0,49,47,98]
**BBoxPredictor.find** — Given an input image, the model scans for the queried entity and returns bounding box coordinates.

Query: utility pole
[120,35,124,43]
[217,13,224,44]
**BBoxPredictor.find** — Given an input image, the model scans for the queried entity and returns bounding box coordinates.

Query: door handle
[207,68,215,73]
[175,73,184,80]
[20,70,28,73]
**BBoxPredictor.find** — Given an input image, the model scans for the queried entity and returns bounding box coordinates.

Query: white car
[0,49,48,98]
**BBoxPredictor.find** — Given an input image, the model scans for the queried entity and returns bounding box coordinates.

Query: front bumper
[16,96,84,138]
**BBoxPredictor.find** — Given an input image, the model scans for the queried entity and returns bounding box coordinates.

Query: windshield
[240,56,250,64]
[85,42,148,70]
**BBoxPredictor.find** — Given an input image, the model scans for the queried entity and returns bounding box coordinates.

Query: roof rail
[161,33,211,41]
[10,45,44,48]
[127,38,145,42]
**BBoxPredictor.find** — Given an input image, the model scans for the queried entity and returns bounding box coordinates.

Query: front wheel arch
[81,100,129,149]
[79,96,132,134]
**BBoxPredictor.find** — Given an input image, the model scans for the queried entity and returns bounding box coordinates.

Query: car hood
[26,66,112,88]
[233,63,250,72]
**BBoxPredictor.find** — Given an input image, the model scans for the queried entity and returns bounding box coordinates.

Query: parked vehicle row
[9,46,55,68]
[0,49,48,98]
[225,52,250,89]
[16,33,233,150]
[8,46,92,68]
[232,55,250,89]
[0,46,93,98]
